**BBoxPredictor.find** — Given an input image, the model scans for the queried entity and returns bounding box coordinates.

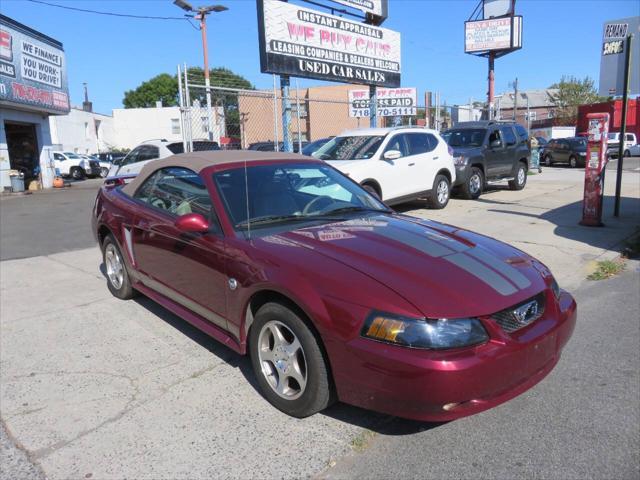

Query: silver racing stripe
[375,227,456,258]
[467,248,531,289]
[445,253,518,296]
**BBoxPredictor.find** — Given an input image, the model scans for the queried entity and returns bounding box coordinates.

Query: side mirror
[175,213,210,233]
[490,139,502,149]
[383,150,402,160]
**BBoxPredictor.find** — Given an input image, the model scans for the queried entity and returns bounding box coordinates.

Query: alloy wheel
[105,243,124,290]
[469,173,481,195]
[569,156,577,168]
[257,320,307,400]
[437,179,449,205]
[517,166,526,185]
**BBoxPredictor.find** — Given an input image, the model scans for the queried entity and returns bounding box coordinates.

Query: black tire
[102,234,135,300]
[70,167,85,180]
[361,183,381,200]
[427,174,450,209]
[545,155,552,167]
[509,162,528,190]
[460,166,483,200]
[624,149,631,158]
[100,167,109,178]
[249,302,333,418]
[569,155,578,168]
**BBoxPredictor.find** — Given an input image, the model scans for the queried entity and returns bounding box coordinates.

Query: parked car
[93,150,576,421]
[248,141,309,153]
[543,137,588,167]
[313,127,455,209]
[606,132,637,158]
[301,137,333,156]
[52,151,99,180]
[108,139,220,177]
[81,155,110,178]
[444,121,531,199]
[627,143,640,157]
[95,152,127,165]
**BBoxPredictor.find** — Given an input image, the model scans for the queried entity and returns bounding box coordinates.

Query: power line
[25,0,194,22]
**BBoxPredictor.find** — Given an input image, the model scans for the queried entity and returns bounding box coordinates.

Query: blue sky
[2,0,638,113]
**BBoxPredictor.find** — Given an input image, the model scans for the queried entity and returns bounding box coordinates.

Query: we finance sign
[257,0,401,87]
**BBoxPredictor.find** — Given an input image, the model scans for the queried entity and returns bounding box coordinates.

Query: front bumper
[332,289,577,421]
[453,165,469,187]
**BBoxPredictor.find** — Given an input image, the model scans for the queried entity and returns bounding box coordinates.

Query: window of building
[171,118,180,134]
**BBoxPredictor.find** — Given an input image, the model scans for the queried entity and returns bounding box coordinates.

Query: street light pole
[174,1,227,143]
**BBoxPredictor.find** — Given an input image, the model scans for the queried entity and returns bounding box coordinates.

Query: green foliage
[122,68,254,137]
[587,259,626,280]
[547,76,608,124]
[122,74,178,108]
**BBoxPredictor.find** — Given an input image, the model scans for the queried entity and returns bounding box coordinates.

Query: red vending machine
[580,113,610,227]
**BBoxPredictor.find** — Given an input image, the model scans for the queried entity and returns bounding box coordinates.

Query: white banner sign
[349,87,417,117]
[258,0,401,87]
[465,16,522,53]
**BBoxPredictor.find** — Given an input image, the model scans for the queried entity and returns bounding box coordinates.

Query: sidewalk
[403,166,640,291]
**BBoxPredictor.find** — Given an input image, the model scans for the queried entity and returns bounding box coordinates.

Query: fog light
[443,402,460,411]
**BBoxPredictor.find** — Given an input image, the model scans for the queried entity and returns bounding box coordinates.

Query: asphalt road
[0,179,101,260]
[320,263,640,480]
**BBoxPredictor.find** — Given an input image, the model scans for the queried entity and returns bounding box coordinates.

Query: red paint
[93,159,576,421]
[578,99,639,138]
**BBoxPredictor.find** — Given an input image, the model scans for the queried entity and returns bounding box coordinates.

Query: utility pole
[174,1,228,142]
[488,51,495,120]
[614,33,634,217]
[511,77,519,121]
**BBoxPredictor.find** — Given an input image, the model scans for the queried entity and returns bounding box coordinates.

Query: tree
[547,76,608,124]
[122,74,178,108]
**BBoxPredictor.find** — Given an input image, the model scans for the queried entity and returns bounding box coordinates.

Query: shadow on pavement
[98,263,443,435]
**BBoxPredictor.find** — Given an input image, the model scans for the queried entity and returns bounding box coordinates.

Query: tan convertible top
[121,150,317,195]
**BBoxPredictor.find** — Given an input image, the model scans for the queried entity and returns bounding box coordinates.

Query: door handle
[408,162,415,166]
[433,156,440,160]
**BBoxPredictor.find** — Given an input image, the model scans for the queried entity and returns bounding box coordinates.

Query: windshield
[570,138,587,147]
[214,163,388,236]
[445,129,486,147]
[312,135,384,160]
[63,152,81,159]
[607,133,618,140]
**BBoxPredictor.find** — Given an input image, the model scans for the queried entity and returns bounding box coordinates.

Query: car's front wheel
[460,166,483,200]
[624,149,631,157]
[545,155,552,166]
[569,155,578,168]
[427,174,450,209]
[100,167,109,178]
[509,162,528,190]
[70,167,85,180]
[249,302,333,418]
[102,235,135,300]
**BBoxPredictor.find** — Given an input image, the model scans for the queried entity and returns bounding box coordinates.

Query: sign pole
[488,51,495,120]
[280,75,292,152]
[614,33,633,217]
[369,85,377,128]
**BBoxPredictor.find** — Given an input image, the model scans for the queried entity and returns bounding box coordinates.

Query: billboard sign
[0,16,69,114]
[598,17,639,97]
[464,16,522,53]
[349,87,416,117]
[257,0,401,87]
[483,0,513,19]
[330,0,388,19]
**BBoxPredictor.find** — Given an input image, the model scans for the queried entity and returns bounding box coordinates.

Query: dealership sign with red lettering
[464,16,522,53]
[0,16,69,114]
[349,87,416,117]
[257,0,401,87]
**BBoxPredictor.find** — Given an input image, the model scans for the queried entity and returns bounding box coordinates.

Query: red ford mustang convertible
[93,151,576,421]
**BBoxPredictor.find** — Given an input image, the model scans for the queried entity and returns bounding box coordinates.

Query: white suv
[607,132,637,158]
[314,127,456,209]
[108,139,220,177]
[52,151,98,180]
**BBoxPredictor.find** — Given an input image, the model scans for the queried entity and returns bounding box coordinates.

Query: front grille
[491,293,545,333]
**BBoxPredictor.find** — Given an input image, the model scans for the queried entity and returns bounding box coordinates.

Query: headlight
[362,311,489,349]
[453,156,467,167]
[578,152,586,156]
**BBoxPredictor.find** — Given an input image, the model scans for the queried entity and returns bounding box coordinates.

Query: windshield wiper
[317,206,392,216]
[235,214,315,228]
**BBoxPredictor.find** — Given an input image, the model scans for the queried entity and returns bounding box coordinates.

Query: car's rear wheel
[70,167,85,180]
[460,167,483,200]
[545,155,552,166]
[569,155,578,168]
[102,235,135,300]
[624,149,631,157]
[249,302,333,418]
[427,174,450,209]
[509,162,528,190]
